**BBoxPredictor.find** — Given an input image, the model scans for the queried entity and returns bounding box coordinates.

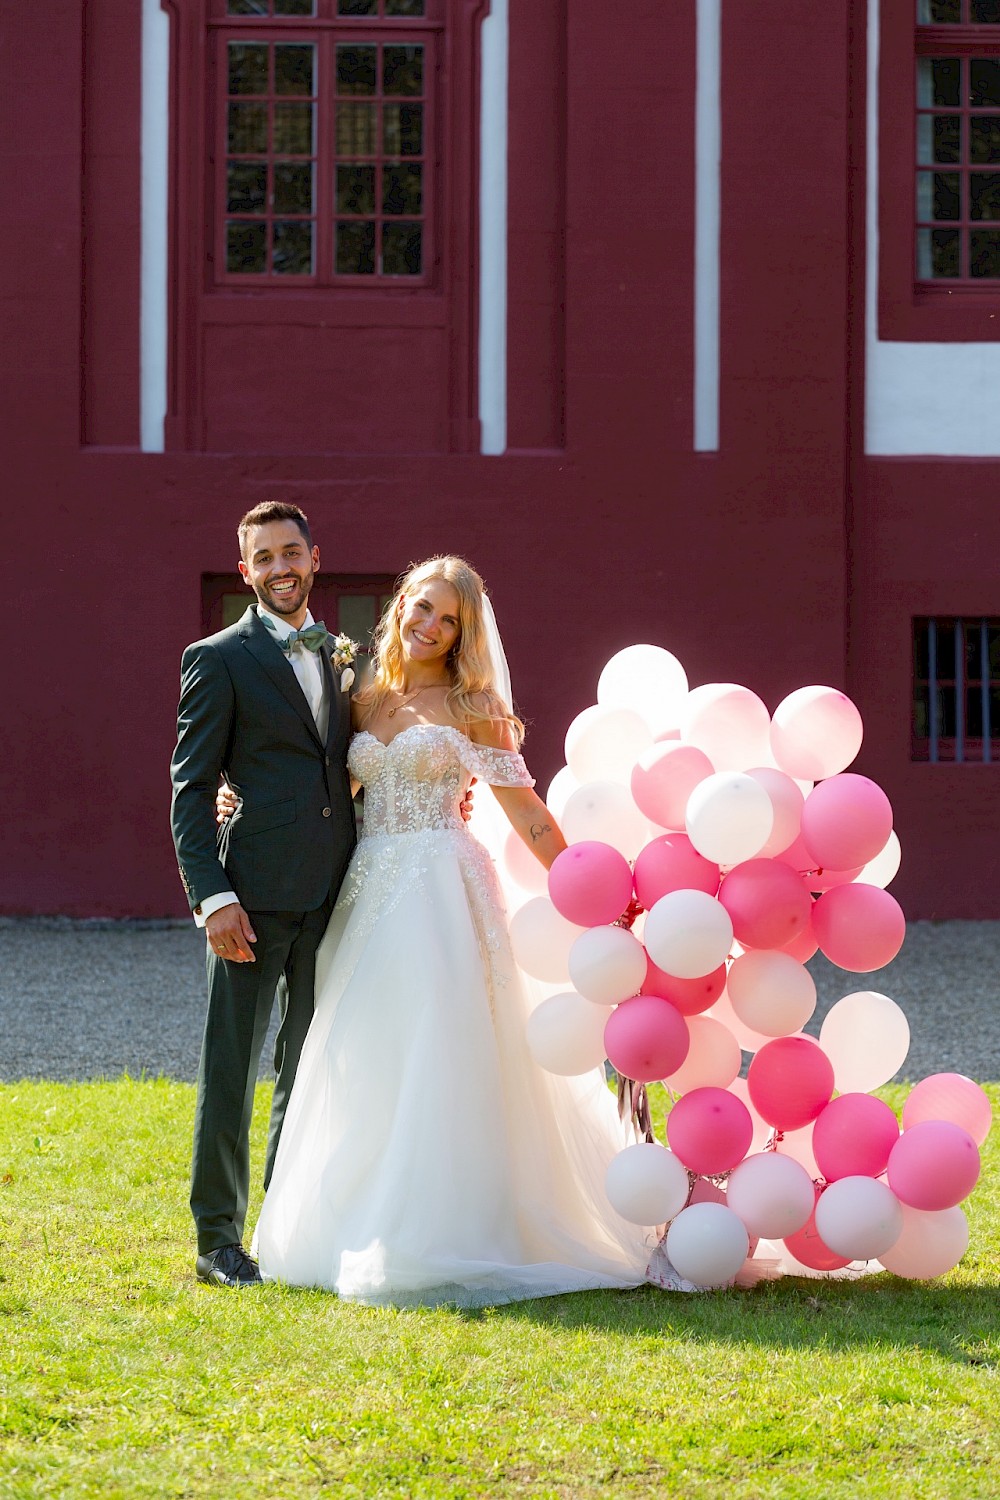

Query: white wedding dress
[254,723,664,1306]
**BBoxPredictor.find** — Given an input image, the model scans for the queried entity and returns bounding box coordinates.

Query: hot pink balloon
[548,841,634,928]
[603,995,689,1084]
[776,917,819,964]
[747,1036,835,1131]
[642,958,727,1017]
[800,774,893,873]
[812,1093,900,1182]
[776,835,862,892]
[633,834,720,908]
[902,1073,993,1147]
[718,859,813,951]
[887,1120,981,1211]
[783,1189,852,1272]
[811,884,906,972]
[688,1176,727,1207]
[666,1087,754,1176]
[631,742,715,830]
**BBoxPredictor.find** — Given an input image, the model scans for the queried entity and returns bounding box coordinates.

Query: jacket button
[325,756,331,766]
[322,807,332,817]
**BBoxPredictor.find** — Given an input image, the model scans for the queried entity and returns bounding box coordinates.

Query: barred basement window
[912,616,1000,761]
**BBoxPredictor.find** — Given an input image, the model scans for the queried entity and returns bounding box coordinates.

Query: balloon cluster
[512,647,992,1287]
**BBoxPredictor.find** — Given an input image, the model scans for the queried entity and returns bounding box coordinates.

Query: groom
[170,501,357,1288]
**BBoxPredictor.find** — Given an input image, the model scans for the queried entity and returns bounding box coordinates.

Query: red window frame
[211,0,440,287]
[880,0,1000,338]
[202,570,397,644]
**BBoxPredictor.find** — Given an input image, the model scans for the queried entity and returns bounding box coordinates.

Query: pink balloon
[633,834,720,908]
[770,686,864,782]
[782,1188,852,1271]
[688,1176,727,1207]
[718,859,813,950]
[548,841,634,928]
[812,1093,900,1182]
[800,774,893,873]
[603,995,689,1084]
[902,1073,993,1147]
[745,767,805,857]
[666,1087,754,1175]
[641,957,726,1016]
[747,1036,835,1131]
[663,1014,741,1093]
[631,743,715,830]
[776,834,863,892]
[887,1120,981,1211]
[811,884,906,972]
[778,917,820,964]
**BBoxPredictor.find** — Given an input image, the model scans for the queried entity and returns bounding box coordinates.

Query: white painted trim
[141,0,169,454]
[865,0,1000,456]
[478,0,508,456]
[694,0,721,453]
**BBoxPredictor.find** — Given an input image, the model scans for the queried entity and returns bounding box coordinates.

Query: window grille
[912,616,1000,761]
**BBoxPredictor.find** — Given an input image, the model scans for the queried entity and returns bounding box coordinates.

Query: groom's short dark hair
[238,502,312,558]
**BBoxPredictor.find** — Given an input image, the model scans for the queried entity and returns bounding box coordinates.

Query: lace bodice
[349,724,535,838]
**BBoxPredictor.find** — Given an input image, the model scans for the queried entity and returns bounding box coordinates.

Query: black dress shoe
[195,1243,263,1288]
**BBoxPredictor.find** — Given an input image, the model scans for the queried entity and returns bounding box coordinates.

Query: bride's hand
[216,780,239,825]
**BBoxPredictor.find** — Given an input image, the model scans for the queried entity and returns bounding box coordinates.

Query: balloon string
[617,1075,655,1143]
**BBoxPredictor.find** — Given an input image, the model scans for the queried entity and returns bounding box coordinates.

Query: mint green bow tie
[263,616,329,655]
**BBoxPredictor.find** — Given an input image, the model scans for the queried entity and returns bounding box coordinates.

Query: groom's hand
[205,903,257,963]
[459,778,476,823]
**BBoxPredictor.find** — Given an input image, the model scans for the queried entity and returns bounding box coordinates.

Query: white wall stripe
[478,0,508,456]
[140,0,169,453]
[694,0,721,453]
[866,0,1000,456]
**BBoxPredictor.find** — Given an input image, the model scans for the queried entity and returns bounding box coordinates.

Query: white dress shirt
[194,603,329,928]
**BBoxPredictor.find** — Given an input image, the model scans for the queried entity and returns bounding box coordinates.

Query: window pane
[228,102,268,153]
[926,170,961,218]
[971,58,1000,107]
[275,0,316,12]
[917,226,961,276]
[966,620,984,678]
[338,595,378,646]
[913,685,930,743]
[917,0,960,17]
[383,45,423,95]
[382,162,422,214]
[274,161,313,213]
[970,115,1000,164]
[336,220,376,273]
[937,685,957,738]
[273,102,314,153]
[337,102,377,155]
[972,0,1000,20]
[229,0,270,14]
[227,161,267,213]
[227,220,267,273]
[338,0,378,12]
[337,45,378,95]
[383,102,423,155]
[918,57,960,108]
[382,220,422,274]
[337,164,376,213]
[989,625,1000,673]
[970,228,1000,273]
[228,42,269,96]
[274,44,315,96]
[971,170,1000,217]
[917,114,961,164]
[272,220,313,274]
[937,620,956,669]
[387,0,426,12]
[967,688,985,738]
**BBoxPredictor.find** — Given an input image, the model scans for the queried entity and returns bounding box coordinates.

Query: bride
[252,556,672,1305]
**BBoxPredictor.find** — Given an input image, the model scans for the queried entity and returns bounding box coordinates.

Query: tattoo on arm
[529,823,552,843]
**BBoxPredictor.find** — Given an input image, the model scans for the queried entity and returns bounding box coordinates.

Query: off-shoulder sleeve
[458,738,535,789]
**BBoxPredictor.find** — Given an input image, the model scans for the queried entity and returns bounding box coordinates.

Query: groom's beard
[254,567,315,618]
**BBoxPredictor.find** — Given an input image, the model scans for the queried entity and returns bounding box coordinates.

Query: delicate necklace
[386,683,446,718]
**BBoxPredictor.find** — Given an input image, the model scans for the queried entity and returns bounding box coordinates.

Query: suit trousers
[190,901,333,1255]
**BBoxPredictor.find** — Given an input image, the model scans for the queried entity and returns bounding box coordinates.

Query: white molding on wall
[694,0,721,453]
[140,0,169,454]
[478,0,508,456]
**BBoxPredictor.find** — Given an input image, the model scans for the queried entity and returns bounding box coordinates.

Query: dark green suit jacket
[170,605,356,915]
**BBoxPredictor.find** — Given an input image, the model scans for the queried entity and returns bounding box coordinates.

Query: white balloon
[744,767,805,858]
[568,926,647,1006]
[879,1204,970,1280]
[605,1142,690,1225]
[509,897,585,983]
[526,991,612,1076]
[727,950,817,1038]
[855,830,902,890]
[681,683,773,772]
[770,685,864,782]
[663,1015,741,1092]
[502,828,549,894]
[819,991,910,1094]
[774,1122,821,1178]
[707,990,773,1055]
[665,1202,750,1288]
[545,765,581,822]
[726,1152,815,1239]
[814,1176,904,1261]
[685,772,774,866]
[598,645,689,738]
[565,704,654,785]
[561,780,651,862]
[644,889,734,979]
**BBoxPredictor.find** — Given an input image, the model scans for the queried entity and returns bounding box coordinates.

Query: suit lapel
[239,606,325,749]
[320,645,342,750]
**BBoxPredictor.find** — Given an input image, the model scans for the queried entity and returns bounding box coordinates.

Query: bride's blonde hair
[362,556,525,746]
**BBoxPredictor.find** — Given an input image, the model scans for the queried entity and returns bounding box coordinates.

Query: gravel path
[1,918,999,1084]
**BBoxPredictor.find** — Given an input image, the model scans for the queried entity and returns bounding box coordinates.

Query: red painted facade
[2,0,998,919]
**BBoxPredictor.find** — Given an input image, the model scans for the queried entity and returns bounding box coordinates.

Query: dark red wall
[2,0,996,918]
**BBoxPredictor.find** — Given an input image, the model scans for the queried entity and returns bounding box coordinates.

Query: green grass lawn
[1,1079,998,1500]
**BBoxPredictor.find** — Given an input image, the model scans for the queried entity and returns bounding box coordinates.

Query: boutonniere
[331,633,359,692]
